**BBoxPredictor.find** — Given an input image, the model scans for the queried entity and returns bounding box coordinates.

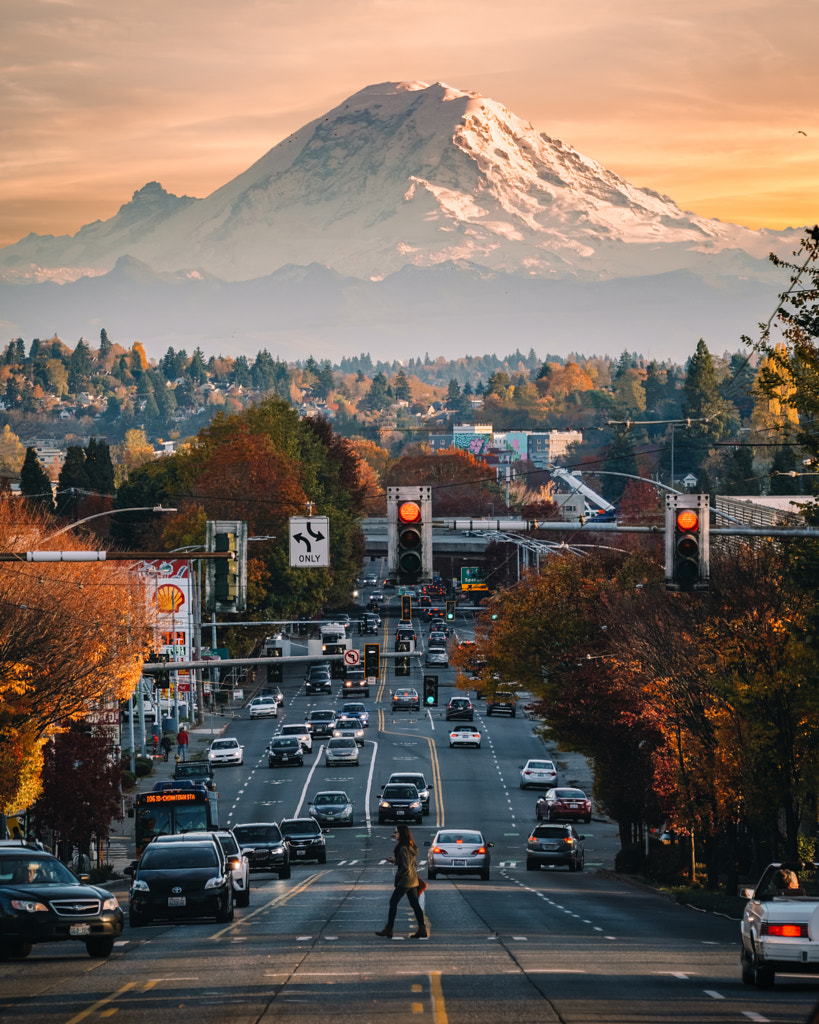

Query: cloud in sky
[1,0,816,249]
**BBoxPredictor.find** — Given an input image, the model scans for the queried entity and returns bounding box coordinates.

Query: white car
[248,696,279,719]
[519,759,558,789]
[449,724,482,748]
[277,723,313,753]
[332,717,365,746]
[325,737,360,766]
[208,737,244,765]
[741,861,819,988]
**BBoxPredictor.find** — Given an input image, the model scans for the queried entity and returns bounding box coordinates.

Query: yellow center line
[65,982,137,1024]
[210,870,328,939]
[430,971,448,1023]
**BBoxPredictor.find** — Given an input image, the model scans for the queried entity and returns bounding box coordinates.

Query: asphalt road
[5,610,819,1024]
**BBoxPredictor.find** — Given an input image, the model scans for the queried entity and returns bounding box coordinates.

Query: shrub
[120,769,137,791]
[133,755,153,778]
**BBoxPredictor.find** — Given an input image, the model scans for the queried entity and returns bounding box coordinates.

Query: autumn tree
[385,449,501,516]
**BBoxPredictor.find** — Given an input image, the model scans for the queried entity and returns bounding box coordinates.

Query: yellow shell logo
[156,584,185,613]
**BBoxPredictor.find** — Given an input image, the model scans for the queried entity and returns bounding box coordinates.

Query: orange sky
[2,0,816,251]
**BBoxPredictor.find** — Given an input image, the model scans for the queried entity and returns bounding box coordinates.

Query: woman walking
[375,824,427,939]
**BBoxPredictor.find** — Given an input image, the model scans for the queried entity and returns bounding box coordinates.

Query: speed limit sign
[343,648,361,666]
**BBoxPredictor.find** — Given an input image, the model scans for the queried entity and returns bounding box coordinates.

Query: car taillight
[763,923,808,937]
[472,847,486,855]
[562,837,573,845]
[431,846,444,854]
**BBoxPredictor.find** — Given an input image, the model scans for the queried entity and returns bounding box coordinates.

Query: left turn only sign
[290,516,330,568]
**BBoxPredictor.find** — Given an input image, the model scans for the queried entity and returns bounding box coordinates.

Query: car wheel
[584,815,592,824]
[0,940,33,959]
[215,892,234,923]
[568,857,578,872]
[378,814,385,824]
[481,868,490,881]
[237,886,250,908]
[526,859,537,871]
[318,851,327,864]
[279,863,291,880]
[428,870,437,880]
[577,855,584,872]
[741,950,755,986]
[753,951,774,989]
[86,937,115,958]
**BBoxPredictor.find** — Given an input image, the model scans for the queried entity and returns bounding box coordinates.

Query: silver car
[519,759,557,789]
[308,790,354,827]
[425,828,493,881]
[325,737,360,766]
[332,717,365,746]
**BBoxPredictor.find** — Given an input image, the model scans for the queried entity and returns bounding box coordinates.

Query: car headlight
[131,879,149,892]
[410,801,421,810]
[205,875,226,890]
[102,895,120,911]
[11,898,48,912]
[271,845,285,855]
[380,801,391,809]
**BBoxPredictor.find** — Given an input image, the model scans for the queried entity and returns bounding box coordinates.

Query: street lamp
[44,506,177,540]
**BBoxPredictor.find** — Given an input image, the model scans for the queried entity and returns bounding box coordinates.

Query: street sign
[289,516,330,568]
[343,648,360,666]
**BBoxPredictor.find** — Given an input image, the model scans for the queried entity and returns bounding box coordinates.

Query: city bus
[132,782,219,857]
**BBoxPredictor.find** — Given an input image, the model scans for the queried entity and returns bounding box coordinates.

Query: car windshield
[272,738,298,748]
[437,832,482,845]
[311,712,335,721]
[391,776,423,786]
[0,856,78,885]
[233,825,282,843]
[281,820,320,836]
[754,863,819,898]
[212,740,238,749]
[314,794,347,805]
[141,845,219,869]
[281,727,305,735]
[329,738,355,747]
[554,789,585,799]
[384,786,417,799]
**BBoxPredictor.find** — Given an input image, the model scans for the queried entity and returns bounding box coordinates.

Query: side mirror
[427,783,434,790]
[740,887,755,899]
[487,842,494,848]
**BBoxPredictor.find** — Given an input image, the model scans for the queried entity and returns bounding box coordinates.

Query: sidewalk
[108,712,230,878]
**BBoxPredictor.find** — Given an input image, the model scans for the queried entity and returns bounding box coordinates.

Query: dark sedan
[127,840,234,925]
[308,791,355,827]
[267,736,304,767]
[232,822,291,879]
[377,784,423,824]
[0,849,123,959]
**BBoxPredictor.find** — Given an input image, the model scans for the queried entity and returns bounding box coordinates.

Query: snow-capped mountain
[0,81,802,286]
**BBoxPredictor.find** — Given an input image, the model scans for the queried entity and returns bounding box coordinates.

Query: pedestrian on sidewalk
[160,734,173,761]
[176,726,189,761]
[375,824,427,939]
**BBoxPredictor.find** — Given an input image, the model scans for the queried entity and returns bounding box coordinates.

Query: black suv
[446,697,474,721]
[0,848,123,959]
[377,784,423,824]
[267,736,304,767]
[386,772,432,814]
[232,822,291,878]
[306,709,337,737]
[305,665,332,695]
[173,760,216,790]
[280,818,327,864]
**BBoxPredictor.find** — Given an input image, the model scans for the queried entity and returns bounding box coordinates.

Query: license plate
[296,849,306,856]
[168,896,186,906]
[452,859,467,866]
[396,811,405,816]
[543,843,558,850]
[69,923,91,936]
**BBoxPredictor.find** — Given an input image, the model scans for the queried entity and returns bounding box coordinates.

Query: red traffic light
[676,509,699,532]
[398,501,421,524]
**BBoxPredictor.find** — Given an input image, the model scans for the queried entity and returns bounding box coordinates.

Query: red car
[536,788,592,824]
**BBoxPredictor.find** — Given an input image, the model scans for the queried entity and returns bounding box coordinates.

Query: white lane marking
[704,990,724,999]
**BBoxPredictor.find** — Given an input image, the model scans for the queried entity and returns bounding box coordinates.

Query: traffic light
[423,675,439,707]
[665,493,710,592]
[364,643,380,678]
[214,531,238,602]
[267,647,282,684]
[446,600,455,621]
[401,594,412,620]
[388,486,432,585]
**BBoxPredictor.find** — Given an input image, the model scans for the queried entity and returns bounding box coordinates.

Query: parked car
[525,823,585,872]
[325,736,360,766]
[267,736,304,767]
[207,737,244,766]
[231,822,290,879]
[248,696,279,719]
[449,724,482,748]
[277,723,313,753]
[536,788,592,823]
[446,697,474,721]
[740,861,819,988]
[127,839,233,925]
[341,666,370,697]
[306,709,337,737]
[425,829,493,880]
[279,818,326,864]
[340,701,369,728]
[332,717,365,745]
[486,692,517,716]
[519,759,558,789]
[392,687,420,711]
[386,772,432,815]
[308,791,355,827]
[377,784,423,824]
[0,848,123,959]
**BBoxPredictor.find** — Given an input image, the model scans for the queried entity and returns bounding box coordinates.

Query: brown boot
[375,927,393,937]
[410,926,428,939]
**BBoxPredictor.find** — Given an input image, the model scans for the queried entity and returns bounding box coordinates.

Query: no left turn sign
[343,649,361,666]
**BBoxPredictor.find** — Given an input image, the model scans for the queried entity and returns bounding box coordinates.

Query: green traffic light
[426,696,434,705]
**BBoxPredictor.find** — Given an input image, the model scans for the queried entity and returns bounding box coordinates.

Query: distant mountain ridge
[0,81,803,359]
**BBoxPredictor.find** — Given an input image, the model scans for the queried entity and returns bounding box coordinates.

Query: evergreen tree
[68,340,93,391]
[678,339,732,477]
[189,347,207,384]
[20,447,55,515]
[447,378,462,404]
[99,329,112,361]
[56,448,91,517]
[85,438,115,495]
[363,372,391,412]
[233,355,252,387]
[722,444,759,496]
[393,368,411,402]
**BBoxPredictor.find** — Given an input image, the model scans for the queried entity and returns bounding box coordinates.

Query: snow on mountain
[0,81,802,285]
